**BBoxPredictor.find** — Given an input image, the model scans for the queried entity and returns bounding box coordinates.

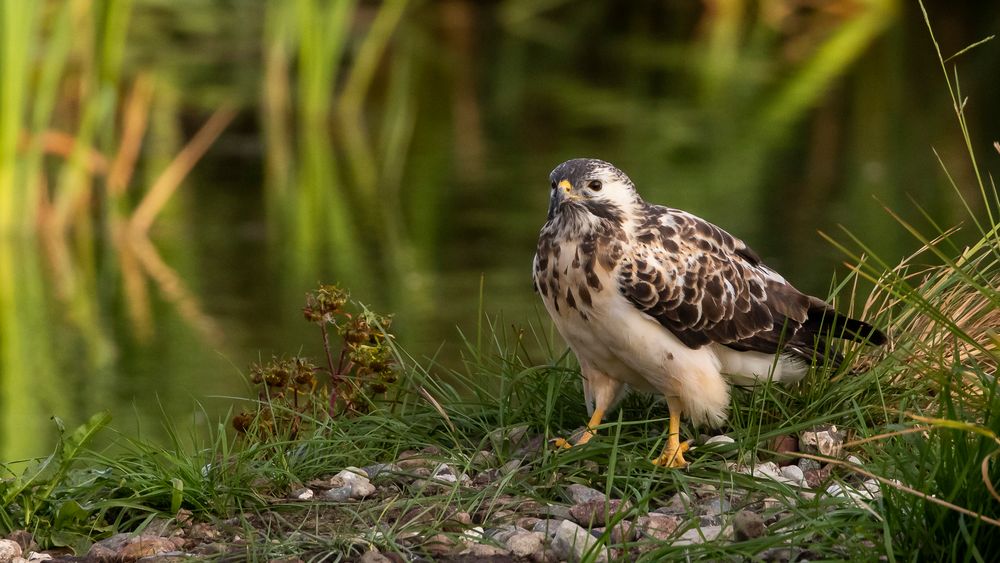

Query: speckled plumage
[533,159,886,434]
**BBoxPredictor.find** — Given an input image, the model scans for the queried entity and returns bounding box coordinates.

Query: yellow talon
[552,437,573,449]
[653,397,690,468]
[552,408,604,451]
[652,440,690,468]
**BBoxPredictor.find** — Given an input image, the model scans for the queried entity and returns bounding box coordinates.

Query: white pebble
[705,435,735,445]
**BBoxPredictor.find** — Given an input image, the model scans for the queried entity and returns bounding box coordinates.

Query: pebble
[569,498,631,527]
[505,531,545,557]
[635,514,678,541]
[516,516,541,530]
[485,524,523,544]
[674,525,726,546]
[3,532,32,554]
[319,487,352,502]
[804,467,831,488]
[489,424,530,451]
[423,533,461,557]
[461,526,484,542]
[861,479,881,497]
[118,537,181,560]
[0,540,22,563]
[779,465,806,486]
[566,483,606,504]
[470,450,496,467]
[334,467,376,499]
[288,487,314,501]
[733,510,765,540]
[551,520,609,563]
[361,463,400,481]
[705,435,735,445]
[531,519,564,540]
[592,520,636,543]
[654,491,692,515]
[697,497,730,516]
[462,543,511,557]
[800,425,845,458]
[358,551,392,563]
[797,457,822,472]
[500,459,523,476]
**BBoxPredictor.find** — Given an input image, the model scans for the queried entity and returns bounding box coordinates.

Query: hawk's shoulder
[618,204,812,352]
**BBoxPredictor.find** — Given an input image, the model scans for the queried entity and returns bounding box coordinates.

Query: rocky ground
[0,426,882,562]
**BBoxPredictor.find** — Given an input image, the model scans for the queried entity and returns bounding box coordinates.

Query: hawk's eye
[551,181,557,190]
[587,180,603,191]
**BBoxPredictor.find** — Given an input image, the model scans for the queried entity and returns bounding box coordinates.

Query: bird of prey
[533,158,886,468]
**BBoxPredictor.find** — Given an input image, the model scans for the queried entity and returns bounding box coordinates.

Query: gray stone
[551,520,609,563]
[733,510,765,540]
[698,497,731,516]
[505,531,545,557]
[489,424,530,450]
[779,465,805,486]
[531,519,565,540]
[674,525,725,546]
[797,457,822,472]
[654,491,692,515]
[485,524,522,544]
[191,543,227,556]
[463,543,510,557]
[500,459,523,476]
[334,467,376,499]
[636,514,678,541]
[319,486,352,502]
[758,461,783,480]
[705,435,735,445]
[0,540,22,563]
[361,463,400,480]
[358,551,392,563]
[542,504,573,521]
[861,479,881,497]
[471,450,496,467]
[566,483,606,504]
[24,553,52,562]
[569,498,631,527]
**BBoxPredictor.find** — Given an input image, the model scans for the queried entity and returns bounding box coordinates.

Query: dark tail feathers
[805,307,888,346]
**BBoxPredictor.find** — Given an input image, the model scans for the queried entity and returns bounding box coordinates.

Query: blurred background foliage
[0,0,998,460]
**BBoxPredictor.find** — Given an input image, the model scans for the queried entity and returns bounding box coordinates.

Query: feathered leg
[652,396,689,468]
[554,365,623,449]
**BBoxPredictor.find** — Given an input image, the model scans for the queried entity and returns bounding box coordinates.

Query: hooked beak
[557,179,580,201]
[548,179,575,219]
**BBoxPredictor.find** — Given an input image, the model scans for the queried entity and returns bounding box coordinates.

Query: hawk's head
[547,158,639,222]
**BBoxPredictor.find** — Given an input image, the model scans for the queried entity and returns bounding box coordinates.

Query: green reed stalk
[0,1,38,232]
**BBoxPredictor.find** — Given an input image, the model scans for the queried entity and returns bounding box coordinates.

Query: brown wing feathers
[619,206,885,366]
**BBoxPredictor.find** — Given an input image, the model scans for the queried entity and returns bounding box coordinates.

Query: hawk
[533,158,886,467]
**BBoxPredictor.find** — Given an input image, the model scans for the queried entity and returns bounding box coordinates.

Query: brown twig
[129,103,238,234]
[795,451,1000,528]
[108,74,154,197]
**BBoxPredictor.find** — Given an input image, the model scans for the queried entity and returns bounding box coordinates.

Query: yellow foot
[652,441,691,468]
[552,437,573,449]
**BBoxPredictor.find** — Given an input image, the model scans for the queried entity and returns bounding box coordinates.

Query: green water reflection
[2,1,998,461]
